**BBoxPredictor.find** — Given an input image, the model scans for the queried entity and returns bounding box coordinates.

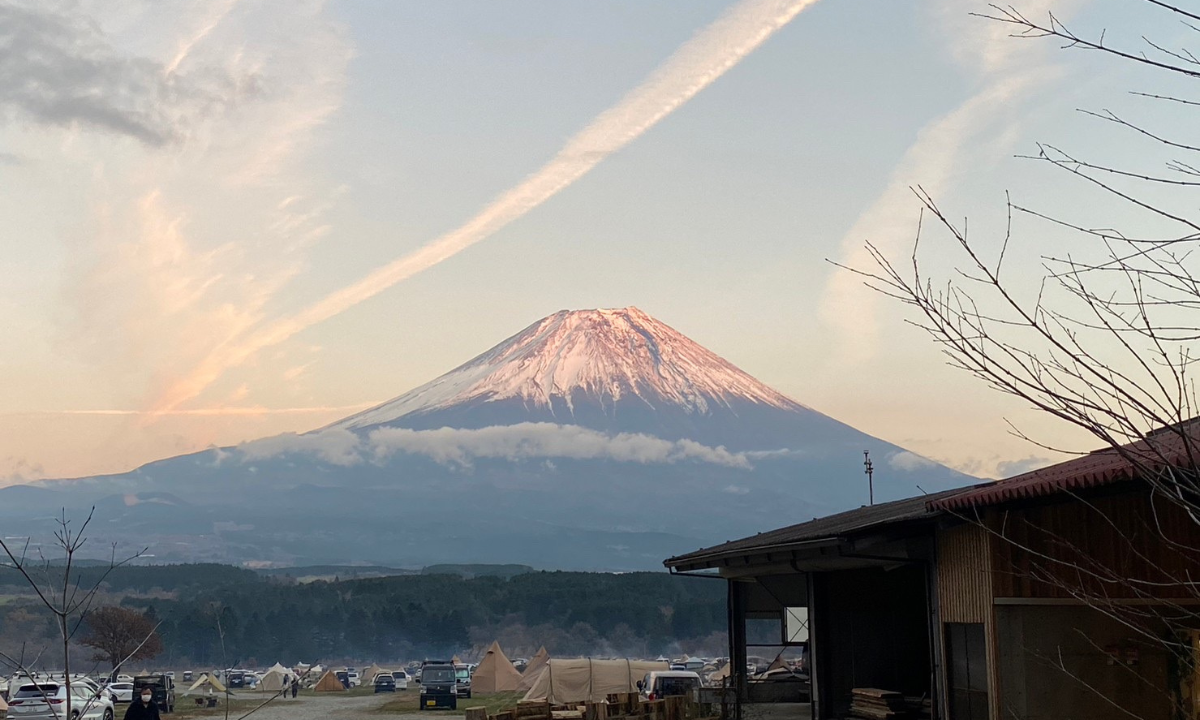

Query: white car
[105,682,134,703]
[638,671,702,702]
[7,681,115,720]
[391,670,410,691]
[347,671,361,687]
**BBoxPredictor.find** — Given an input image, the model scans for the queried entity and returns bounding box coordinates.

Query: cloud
[40,0,351,418]
[234,422,753,470]
[11,402,379,417]
[994,455,1053,478]
[723,485,750,495]
[1,455,45,484]
[888,450,937,472]
[152,0,825,413]
[239,428,362,466]
[820,0,1085,363]
[0,1,249,145]
[369,424,752,469]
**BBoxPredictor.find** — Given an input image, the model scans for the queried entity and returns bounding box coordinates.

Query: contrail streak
[166,0,239,76]
[10,403,379,417]
[154,0,820,414]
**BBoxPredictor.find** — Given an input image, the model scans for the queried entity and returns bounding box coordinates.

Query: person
[123,687,161,720]
[291,678,299,699]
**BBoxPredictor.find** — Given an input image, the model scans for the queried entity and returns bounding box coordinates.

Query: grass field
[374,690,525,715]
[170,687,375,716]
[167,686,524,717]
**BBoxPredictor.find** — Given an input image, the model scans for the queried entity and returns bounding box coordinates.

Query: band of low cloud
[236,422,753,470]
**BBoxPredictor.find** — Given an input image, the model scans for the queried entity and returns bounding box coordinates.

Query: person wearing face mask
[123,688,162,720]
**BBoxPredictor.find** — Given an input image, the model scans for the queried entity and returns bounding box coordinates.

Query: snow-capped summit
[333,307,804,431]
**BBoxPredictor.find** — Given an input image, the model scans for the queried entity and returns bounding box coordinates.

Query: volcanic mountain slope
[330,307,866,451]
[0,308,974,570]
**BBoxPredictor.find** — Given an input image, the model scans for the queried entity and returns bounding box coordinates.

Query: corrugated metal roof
[666,422,1200,570]
[931,423,1200,511]
[664,486,973,569]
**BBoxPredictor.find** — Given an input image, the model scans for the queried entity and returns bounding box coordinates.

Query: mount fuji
[0,308,973,570]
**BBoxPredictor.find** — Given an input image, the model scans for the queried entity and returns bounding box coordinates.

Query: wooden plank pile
[466,693,713,720]
[848,688,910,719]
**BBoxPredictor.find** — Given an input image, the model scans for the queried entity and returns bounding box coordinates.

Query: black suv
[419,662,457,710]
[133,674,175,714]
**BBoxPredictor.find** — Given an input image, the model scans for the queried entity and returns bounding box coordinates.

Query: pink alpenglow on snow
[332,307,805,430]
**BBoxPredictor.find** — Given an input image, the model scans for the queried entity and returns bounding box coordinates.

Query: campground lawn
[374,690,525,715]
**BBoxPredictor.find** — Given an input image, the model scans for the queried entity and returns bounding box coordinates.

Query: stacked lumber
[516,701,552,720]
[904,696,932,719]
[849,688,910,719]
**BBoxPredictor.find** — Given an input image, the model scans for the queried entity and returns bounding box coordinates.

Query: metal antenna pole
[864,451,874,506]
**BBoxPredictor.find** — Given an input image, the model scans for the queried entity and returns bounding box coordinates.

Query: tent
[472,641,524,693]
[313,670,346,692]
[765,653,788,674]
[259,664,291,692]
[0,694,8,713]
[518,647,550,691]
[360,664,386,685]
[183,674,228,696]
[451,655,462,665]
[708,661,731,684]
[521,659,668,704]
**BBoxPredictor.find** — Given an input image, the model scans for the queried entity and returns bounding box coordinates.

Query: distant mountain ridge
[0,307,975,570]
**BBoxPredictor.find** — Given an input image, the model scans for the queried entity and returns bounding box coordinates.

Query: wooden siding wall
[937,522,1000,720]
[989,487,1200,600]
[937,523,991,623]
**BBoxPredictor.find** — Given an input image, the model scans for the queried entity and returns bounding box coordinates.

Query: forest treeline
[0,565,727,668]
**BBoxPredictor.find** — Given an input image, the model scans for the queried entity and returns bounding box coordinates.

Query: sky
[0,0,1187,483]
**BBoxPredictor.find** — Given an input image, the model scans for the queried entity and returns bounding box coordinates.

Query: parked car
[454,665,472,699]
[181,671,193,683]
[418,663,457,710]
[391,670,410,691]
[105,682,134,704]
[133,673,175,714]
[637,671,702,701]
[335,671,350,689]
[7,681,115,719]
[374,675,396,693]
[346,670,361,688]
[71,678,110,703]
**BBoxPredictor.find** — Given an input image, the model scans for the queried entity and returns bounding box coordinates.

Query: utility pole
[864,450,874,506]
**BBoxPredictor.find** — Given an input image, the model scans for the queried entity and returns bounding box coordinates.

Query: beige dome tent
[521,659,668,704]
[361,664,386,685]
[708,661,731,684]
[313,670,346,692]
[183,673,228,696]
[472,641,523,693]
[518,647,550,691]
[765,653,787,673]
[259,664,291,692]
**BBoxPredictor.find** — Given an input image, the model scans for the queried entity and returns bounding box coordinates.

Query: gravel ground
[186,693,452,720]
